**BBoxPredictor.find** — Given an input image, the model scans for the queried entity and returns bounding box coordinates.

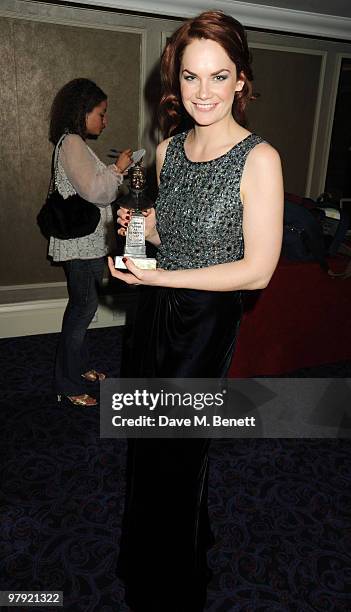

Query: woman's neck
[186,117,250,161]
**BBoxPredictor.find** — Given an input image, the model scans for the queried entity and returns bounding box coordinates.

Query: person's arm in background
[59,134,132,204]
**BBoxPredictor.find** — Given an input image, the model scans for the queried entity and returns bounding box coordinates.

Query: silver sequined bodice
[156,131,264,270]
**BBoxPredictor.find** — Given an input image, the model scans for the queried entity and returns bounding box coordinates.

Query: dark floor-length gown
[118,132,263,612]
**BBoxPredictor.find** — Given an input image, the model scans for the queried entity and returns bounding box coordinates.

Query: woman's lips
[193,102,218,111]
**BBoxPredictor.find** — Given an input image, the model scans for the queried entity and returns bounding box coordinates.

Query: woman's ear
[235,75,245,93]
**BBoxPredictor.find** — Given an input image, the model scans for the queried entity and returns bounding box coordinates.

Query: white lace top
[48,134,123,261]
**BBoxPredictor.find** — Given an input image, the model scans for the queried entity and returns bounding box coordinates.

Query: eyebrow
[182,68,231,76]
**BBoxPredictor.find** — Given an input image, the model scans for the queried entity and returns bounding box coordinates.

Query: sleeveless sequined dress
[118,132,264,612]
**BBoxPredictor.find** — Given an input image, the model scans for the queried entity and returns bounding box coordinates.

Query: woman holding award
[48,78,132,407]
[109,11,283,611]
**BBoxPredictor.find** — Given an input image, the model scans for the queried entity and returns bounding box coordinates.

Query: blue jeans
[54,257,105,395]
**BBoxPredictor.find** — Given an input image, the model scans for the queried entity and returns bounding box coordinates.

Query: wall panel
[0,18,23,285]
[0,16,141,285]
[247,46,322,195]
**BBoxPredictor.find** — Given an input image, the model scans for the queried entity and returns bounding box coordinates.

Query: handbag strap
[53,132,68,169]
[48,132,69,195]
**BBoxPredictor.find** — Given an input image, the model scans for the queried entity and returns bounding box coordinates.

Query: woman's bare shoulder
[247,141,281,167]
[156,136,173,163]
[241,140,283,203]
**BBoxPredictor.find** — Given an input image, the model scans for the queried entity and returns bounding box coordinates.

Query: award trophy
[114,161,157,270]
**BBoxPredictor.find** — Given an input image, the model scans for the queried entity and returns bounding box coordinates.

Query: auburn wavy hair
[159,11,253,137]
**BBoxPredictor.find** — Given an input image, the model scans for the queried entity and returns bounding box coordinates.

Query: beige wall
[0,16,141,285]
[247,47,322,195]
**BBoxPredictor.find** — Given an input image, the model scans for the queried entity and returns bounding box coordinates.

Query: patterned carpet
[0,328,350,611]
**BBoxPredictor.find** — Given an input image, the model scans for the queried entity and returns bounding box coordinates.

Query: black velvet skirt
[119,287,242,611]
[122,286,242,378]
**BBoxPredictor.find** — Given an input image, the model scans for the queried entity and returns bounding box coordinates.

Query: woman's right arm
[59,134,131,205]
[117,137,172,246]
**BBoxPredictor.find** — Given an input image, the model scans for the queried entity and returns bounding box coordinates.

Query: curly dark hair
[159,11,253,137]
[49,78,107,145]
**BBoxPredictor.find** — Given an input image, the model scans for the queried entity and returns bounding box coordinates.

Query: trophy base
[114,255,157,270]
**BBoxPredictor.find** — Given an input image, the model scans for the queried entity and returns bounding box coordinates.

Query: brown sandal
[57,394,98,406]
[81,370,106,382]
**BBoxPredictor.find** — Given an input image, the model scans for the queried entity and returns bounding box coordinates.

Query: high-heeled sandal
[81,370,106,382]
[57,394,98,406]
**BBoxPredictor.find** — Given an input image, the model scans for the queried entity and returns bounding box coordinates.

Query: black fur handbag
[37,134,100,240]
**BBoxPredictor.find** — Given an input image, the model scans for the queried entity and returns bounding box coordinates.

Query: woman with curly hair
[48,78,132,406]
[109,11,283,611]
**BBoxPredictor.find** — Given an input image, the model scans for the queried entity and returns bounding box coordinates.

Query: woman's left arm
[108,143,283,291]
[60,135,131,205]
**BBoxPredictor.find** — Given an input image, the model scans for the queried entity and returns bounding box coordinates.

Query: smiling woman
[109,10,284,612]
[180,38,245,133]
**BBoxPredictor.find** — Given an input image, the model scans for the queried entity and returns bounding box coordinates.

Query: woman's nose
[197,79,210,99]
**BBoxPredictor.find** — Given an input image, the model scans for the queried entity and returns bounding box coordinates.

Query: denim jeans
[54,257,105,395]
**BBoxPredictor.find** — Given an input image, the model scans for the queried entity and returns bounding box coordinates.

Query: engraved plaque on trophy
[115,161,157,270]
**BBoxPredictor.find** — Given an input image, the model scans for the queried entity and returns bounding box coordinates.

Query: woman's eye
[184,75,195,81]
[214,75,227,81]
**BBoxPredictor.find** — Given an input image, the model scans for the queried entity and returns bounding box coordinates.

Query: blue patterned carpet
[0,328,350,611]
